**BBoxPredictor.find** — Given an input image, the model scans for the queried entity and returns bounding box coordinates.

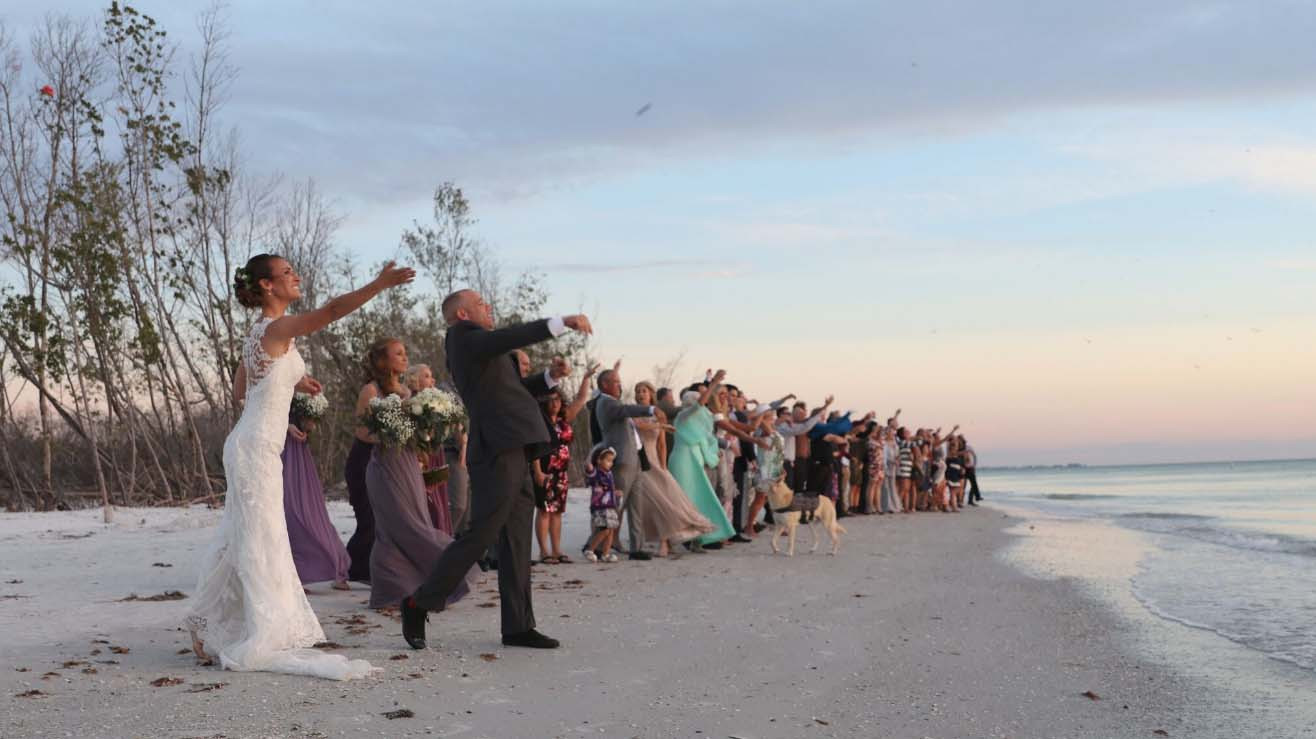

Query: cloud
[551,258,732,273]
[16,1,1316,205]
[1064,129,1316,197]
[1266,257,1316,271]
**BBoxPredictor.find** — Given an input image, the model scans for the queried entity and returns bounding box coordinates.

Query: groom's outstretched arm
[457,319,554,362]
[455,315,591,362]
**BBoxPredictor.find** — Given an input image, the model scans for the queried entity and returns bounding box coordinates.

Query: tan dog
[765,479,846,556]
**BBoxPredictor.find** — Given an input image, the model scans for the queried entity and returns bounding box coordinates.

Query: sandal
[539,555,560,565]
[553,553,571,563]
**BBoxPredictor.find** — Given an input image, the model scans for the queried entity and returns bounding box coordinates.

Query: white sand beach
[0,494,1308,738]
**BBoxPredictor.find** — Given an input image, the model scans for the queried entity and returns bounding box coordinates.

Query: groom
[402,289,592,649]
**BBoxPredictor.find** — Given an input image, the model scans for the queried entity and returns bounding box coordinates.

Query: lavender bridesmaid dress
[365,445,477,609]
[280,431,351,584]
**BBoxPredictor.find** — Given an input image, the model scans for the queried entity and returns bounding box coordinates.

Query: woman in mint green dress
[668,378,735,546]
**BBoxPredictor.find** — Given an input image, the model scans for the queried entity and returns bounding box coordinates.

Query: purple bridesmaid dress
[281,431,351,584]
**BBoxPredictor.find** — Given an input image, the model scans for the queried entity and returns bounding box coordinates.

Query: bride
[185,253,414,680]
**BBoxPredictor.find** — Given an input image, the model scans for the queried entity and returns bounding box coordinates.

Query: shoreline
[996,500,1316,737]
[0,498,1299,737]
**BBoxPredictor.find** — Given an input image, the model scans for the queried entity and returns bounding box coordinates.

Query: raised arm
[932,425,959,447]
[716,419,766,447]
[266,262,414,347]
[562,362,600,423]
[696,369,726,407]
[596,394,655,427]
[462,315,592,363]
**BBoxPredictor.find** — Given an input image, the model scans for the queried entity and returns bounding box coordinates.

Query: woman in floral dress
[532,363,597,563]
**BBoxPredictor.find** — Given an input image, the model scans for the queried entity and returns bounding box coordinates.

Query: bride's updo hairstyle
[363,337,404,395]
[233,253,281,309]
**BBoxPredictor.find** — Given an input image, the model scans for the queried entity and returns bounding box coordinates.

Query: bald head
[441,289,493,329]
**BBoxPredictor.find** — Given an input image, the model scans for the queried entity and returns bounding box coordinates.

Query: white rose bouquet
[363,393,417,449]
[289,392,330,432]
[405,387,467,454]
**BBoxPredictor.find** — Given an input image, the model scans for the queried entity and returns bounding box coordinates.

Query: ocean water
[985,458,1316,672]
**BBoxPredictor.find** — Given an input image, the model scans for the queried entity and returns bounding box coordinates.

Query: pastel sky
[11,1,1316,465]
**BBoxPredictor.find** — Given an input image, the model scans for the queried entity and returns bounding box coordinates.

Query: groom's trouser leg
[615,462,646,553]
[413,449,524,621]
[497,466,536,635]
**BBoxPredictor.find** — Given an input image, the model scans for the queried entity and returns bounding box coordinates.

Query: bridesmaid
[633,381,716,557]
[344,363,377,583]
[404,363,452,536]
[667,372,735,549]
[357,338,476,610]
[280,401,351,590]
[531,363,596,564]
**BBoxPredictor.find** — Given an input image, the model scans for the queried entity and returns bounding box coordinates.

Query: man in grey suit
[402,289,591,650]
[594,368,658,561]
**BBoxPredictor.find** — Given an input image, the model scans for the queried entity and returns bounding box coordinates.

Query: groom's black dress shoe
[502,629,560,649]
[401,597,427,650]
[628,551,652,561]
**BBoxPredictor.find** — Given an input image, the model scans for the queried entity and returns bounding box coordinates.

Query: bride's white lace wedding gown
[185,317,373,680]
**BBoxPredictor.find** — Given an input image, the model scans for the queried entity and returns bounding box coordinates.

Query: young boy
[584,446,621,563]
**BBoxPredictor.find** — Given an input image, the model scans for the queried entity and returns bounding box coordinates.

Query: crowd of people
[184,252,982,680]
[282,348,984,595]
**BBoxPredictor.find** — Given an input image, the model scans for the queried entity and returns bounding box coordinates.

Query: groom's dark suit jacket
[444,319,553,465]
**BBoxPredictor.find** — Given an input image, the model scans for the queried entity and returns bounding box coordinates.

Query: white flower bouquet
[405,387,466,453]
[289,392,330,432]
[363,393,416,449]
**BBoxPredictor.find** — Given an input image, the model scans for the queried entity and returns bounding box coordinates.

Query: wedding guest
[632,381,716,557]
[584,446,621,563]
[806,410,866,503]
[963,436,982,505]
[930,435,950,512]
[358,338,475,609]
[779,398,833,495]
[896,427,915,513]
[656,387,681,464]
[860,422,882,514]
[345,378,378,583]
[594,365,659,561]
[946,437,967,511]
[879,427,902,514]
[532,363,597,564]
[668,375,735,550]
[707,385,762,539]
[281,400,350,590]
[405,363,452,535]
[744,411,786,537]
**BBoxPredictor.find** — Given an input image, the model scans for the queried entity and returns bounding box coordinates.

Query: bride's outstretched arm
[267,262,415,343]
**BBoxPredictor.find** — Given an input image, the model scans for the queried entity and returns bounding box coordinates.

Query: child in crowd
[585,446,621,563]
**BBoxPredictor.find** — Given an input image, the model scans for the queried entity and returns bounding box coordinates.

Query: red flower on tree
[39,85,55,98]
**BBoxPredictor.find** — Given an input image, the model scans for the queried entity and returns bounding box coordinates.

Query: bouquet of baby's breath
[363,393,416,448]
[290,392,330,432]
[405,387,466,453]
